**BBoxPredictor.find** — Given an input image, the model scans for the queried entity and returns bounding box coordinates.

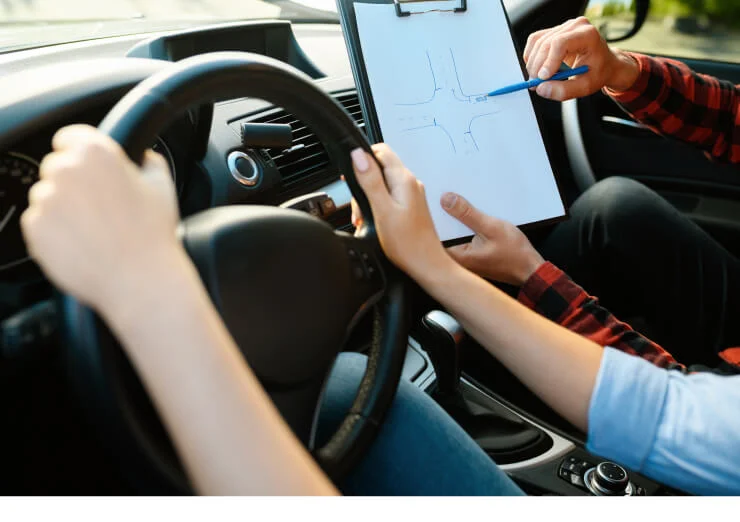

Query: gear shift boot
[436,384,552,463]
[418,311,553,464]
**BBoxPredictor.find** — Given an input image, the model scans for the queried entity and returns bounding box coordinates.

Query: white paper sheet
[354,0,565,241]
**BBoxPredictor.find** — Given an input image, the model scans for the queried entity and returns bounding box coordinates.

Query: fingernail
[537,83,552,98]
[537,67,550,80]
[441,192,457,209]
[351,148,369,173]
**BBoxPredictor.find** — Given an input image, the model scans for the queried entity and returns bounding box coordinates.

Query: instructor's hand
[523,17,639,101]
[350,144,450,282]
[443,194,544,286]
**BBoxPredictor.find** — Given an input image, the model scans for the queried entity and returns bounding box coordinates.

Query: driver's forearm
[101,252,337,496]
[418,259,603,432]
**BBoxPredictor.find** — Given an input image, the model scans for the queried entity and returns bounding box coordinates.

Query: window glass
[587,0,740,63]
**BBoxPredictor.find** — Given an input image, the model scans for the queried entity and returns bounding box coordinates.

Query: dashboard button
[320,198,336,215]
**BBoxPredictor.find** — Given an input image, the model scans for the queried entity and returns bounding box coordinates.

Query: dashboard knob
[585,462,632,496]
[235,156,254,177]
[227,151,261,187]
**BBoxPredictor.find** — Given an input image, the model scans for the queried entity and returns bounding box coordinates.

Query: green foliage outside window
[651,0,740,27]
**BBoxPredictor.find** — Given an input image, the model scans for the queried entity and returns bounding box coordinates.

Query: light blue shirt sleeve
[586,347,740,496]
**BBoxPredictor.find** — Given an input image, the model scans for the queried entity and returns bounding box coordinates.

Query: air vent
[247,91,365,196]
[335,91,365,130]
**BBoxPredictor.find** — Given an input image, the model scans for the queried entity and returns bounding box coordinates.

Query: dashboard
[0,108,196,274]
[0,21,361,310]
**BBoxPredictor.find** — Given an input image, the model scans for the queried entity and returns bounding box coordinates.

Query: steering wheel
[62,52,409,494]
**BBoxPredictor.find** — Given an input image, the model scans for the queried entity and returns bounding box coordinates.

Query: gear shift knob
[419,310,465,397]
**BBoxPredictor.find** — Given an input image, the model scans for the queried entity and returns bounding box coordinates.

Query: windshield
[0,0,338,53]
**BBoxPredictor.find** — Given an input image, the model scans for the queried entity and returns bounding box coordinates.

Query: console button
[569,473,585,488]
[558,467,572,481]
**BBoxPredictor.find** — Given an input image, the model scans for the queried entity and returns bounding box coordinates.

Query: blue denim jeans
[317,353,525,496]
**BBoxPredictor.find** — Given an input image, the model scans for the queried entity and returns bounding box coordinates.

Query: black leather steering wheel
[63,52,409,494]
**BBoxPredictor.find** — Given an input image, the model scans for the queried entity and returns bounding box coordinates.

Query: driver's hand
[442,194,545,286]
[349,145,544,286]
[21,124,183,315]
[523,16,639,101]
[351,144,449,281]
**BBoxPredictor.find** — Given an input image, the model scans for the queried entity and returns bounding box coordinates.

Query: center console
[401,310,673,496]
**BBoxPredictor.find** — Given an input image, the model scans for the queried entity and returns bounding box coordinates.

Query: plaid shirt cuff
[602,51,652,105]
[517,261,588,323]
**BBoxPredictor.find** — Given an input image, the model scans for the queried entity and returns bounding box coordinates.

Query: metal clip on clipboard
[393,0,467,17]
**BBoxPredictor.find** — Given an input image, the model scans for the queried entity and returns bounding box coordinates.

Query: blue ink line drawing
[396,51,443,106]
[402,117,457,153]
[437,124,457,154]
[449,48,481,100]
[402,124,436,132]
[464,111,499,151]
[395,48,503,154]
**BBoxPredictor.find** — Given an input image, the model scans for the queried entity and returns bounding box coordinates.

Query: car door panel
[566,54,740,253]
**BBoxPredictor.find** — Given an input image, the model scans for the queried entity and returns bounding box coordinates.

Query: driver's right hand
[350,144,451,283]
[350,145,545,286]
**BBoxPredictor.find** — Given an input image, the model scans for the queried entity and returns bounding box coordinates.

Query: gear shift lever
[418,310,464,397]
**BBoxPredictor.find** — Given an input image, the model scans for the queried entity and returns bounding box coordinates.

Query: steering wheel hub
[182,205,354,386]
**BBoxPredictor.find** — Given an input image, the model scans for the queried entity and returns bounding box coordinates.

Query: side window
[586,0,740,63]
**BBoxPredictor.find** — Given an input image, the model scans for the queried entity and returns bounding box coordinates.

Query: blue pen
[487,65,590,97]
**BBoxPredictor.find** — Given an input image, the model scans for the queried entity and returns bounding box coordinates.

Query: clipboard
[336,0,568,246]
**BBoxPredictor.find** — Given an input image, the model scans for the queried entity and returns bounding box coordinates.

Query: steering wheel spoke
[337,232,387,330]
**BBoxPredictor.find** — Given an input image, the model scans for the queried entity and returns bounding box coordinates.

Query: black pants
[537,176,740,368]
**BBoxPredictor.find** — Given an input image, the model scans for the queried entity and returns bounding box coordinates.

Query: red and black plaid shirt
[517,53,740,371]
[605,52,740,164]
[519,262,687,371]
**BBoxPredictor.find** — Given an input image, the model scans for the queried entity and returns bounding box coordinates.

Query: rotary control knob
[585,462,633,496]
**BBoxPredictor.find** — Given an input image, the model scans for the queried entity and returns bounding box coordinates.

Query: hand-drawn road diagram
[395,48,504,155]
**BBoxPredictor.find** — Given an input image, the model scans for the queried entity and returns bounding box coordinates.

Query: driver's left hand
[442,194,545,286]
[21,124,184,316]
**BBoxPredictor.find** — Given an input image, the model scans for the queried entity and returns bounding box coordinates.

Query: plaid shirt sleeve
[518,262,685,371]
[603,52,740,164]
